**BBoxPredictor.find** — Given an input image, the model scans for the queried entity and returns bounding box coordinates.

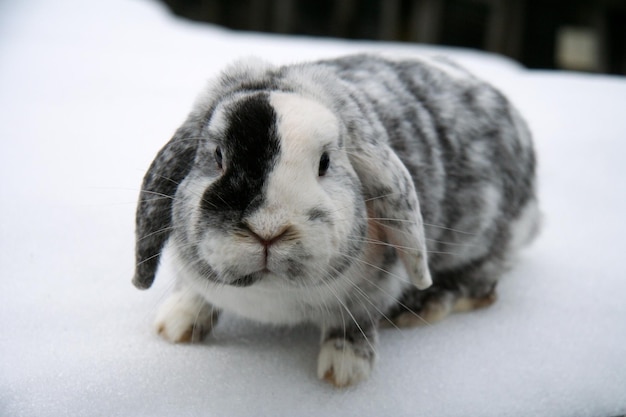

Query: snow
[1,0,625,416]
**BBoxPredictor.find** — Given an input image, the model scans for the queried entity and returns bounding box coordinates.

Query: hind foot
[385,287,497,328]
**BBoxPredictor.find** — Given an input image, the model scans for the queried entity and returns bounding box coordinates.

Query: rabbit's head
[133,62,431,291]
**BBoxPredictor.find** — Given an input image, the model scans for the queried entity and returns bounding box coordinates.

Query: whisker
[318,275,377,354]
[337,253,433,327]
[351,233,472,250]
[340,252,409,286]
[424,238,475,247]
[134,251,165,268]
[137,225,182,242]
[363,192,403,204]
[138,189,176,200]
[332,264,404,332]
[345,235,460,257]
[366,217,418,224]
[423,222,476,236]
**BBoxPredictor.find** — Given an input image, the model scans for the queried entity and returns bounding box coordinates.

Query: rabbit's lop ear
[133,124,198,290]
[350,143,432,290]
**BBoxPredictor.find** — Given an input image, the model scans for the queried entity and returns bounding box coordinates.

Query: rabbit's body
[134,54,539,387]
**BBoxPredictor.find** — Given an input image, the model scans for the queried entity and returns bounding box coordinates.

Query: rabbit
[133,53,539,387]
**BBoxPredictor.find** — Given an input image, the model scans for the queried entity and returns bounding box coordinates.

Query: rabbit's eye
[318,152,330,177]
[214,146,223,170]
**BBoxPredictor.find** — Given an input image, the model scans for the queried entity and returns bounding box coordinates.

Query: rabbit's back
[311,54,538,273]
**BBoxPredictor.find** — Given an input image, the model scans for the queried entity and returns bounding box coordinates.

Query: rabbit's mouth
[230,273,263,287]
[227,267,300,288]
[225,259,319,288]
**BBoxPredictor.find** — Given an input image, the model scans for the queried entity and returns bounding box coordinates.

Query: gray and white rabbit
[133,54,539,387]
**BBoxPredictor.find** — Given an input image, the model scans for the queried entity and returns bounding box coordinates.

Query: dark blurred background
[158,0,626,75]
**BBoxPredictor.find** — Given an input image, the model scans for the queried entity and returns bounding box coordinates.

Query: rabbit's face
[172,91,367,287]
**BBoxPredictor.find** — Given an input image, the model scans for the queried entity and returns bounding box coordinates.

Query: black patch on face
[201,93,280,223]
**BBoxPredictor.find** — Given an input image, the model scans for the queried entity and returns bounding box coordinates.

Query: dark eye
[214,146,223,170]
[318,152,330,177]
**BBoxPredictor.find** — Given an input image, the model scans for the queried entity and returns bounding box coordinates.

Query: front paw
[154,291,220,343]
[317,338,376,387]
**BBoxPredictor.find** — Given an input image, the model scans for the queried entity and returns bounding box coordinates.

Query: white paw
[317,339,374,387]
[154,291,219,343]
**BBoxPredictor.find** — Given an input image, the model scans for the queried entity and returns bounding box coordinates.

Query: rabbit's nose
[243,223,298,248]
[241,222,299,271]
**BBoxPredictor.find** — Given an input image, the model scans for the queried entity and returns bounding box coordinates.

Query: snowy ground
[1,0,625,416]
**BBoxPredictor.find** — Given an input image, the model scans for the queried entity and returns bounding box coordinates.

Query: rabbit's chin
[214,258,341,289]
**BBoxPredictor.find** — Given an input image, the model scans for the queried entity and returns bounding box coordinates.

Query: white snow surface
[1,0,625,416]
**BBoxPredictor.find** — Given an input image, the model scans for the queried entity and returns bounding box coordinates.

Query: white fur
[192,57,276,115]
[317,339,373,387]
[184,269,353,325]
[508,199,541,253]
[154,289,217,342]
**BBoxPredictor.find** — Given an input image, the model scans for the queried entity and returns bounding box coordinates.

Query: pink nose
[248,225,295,248]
